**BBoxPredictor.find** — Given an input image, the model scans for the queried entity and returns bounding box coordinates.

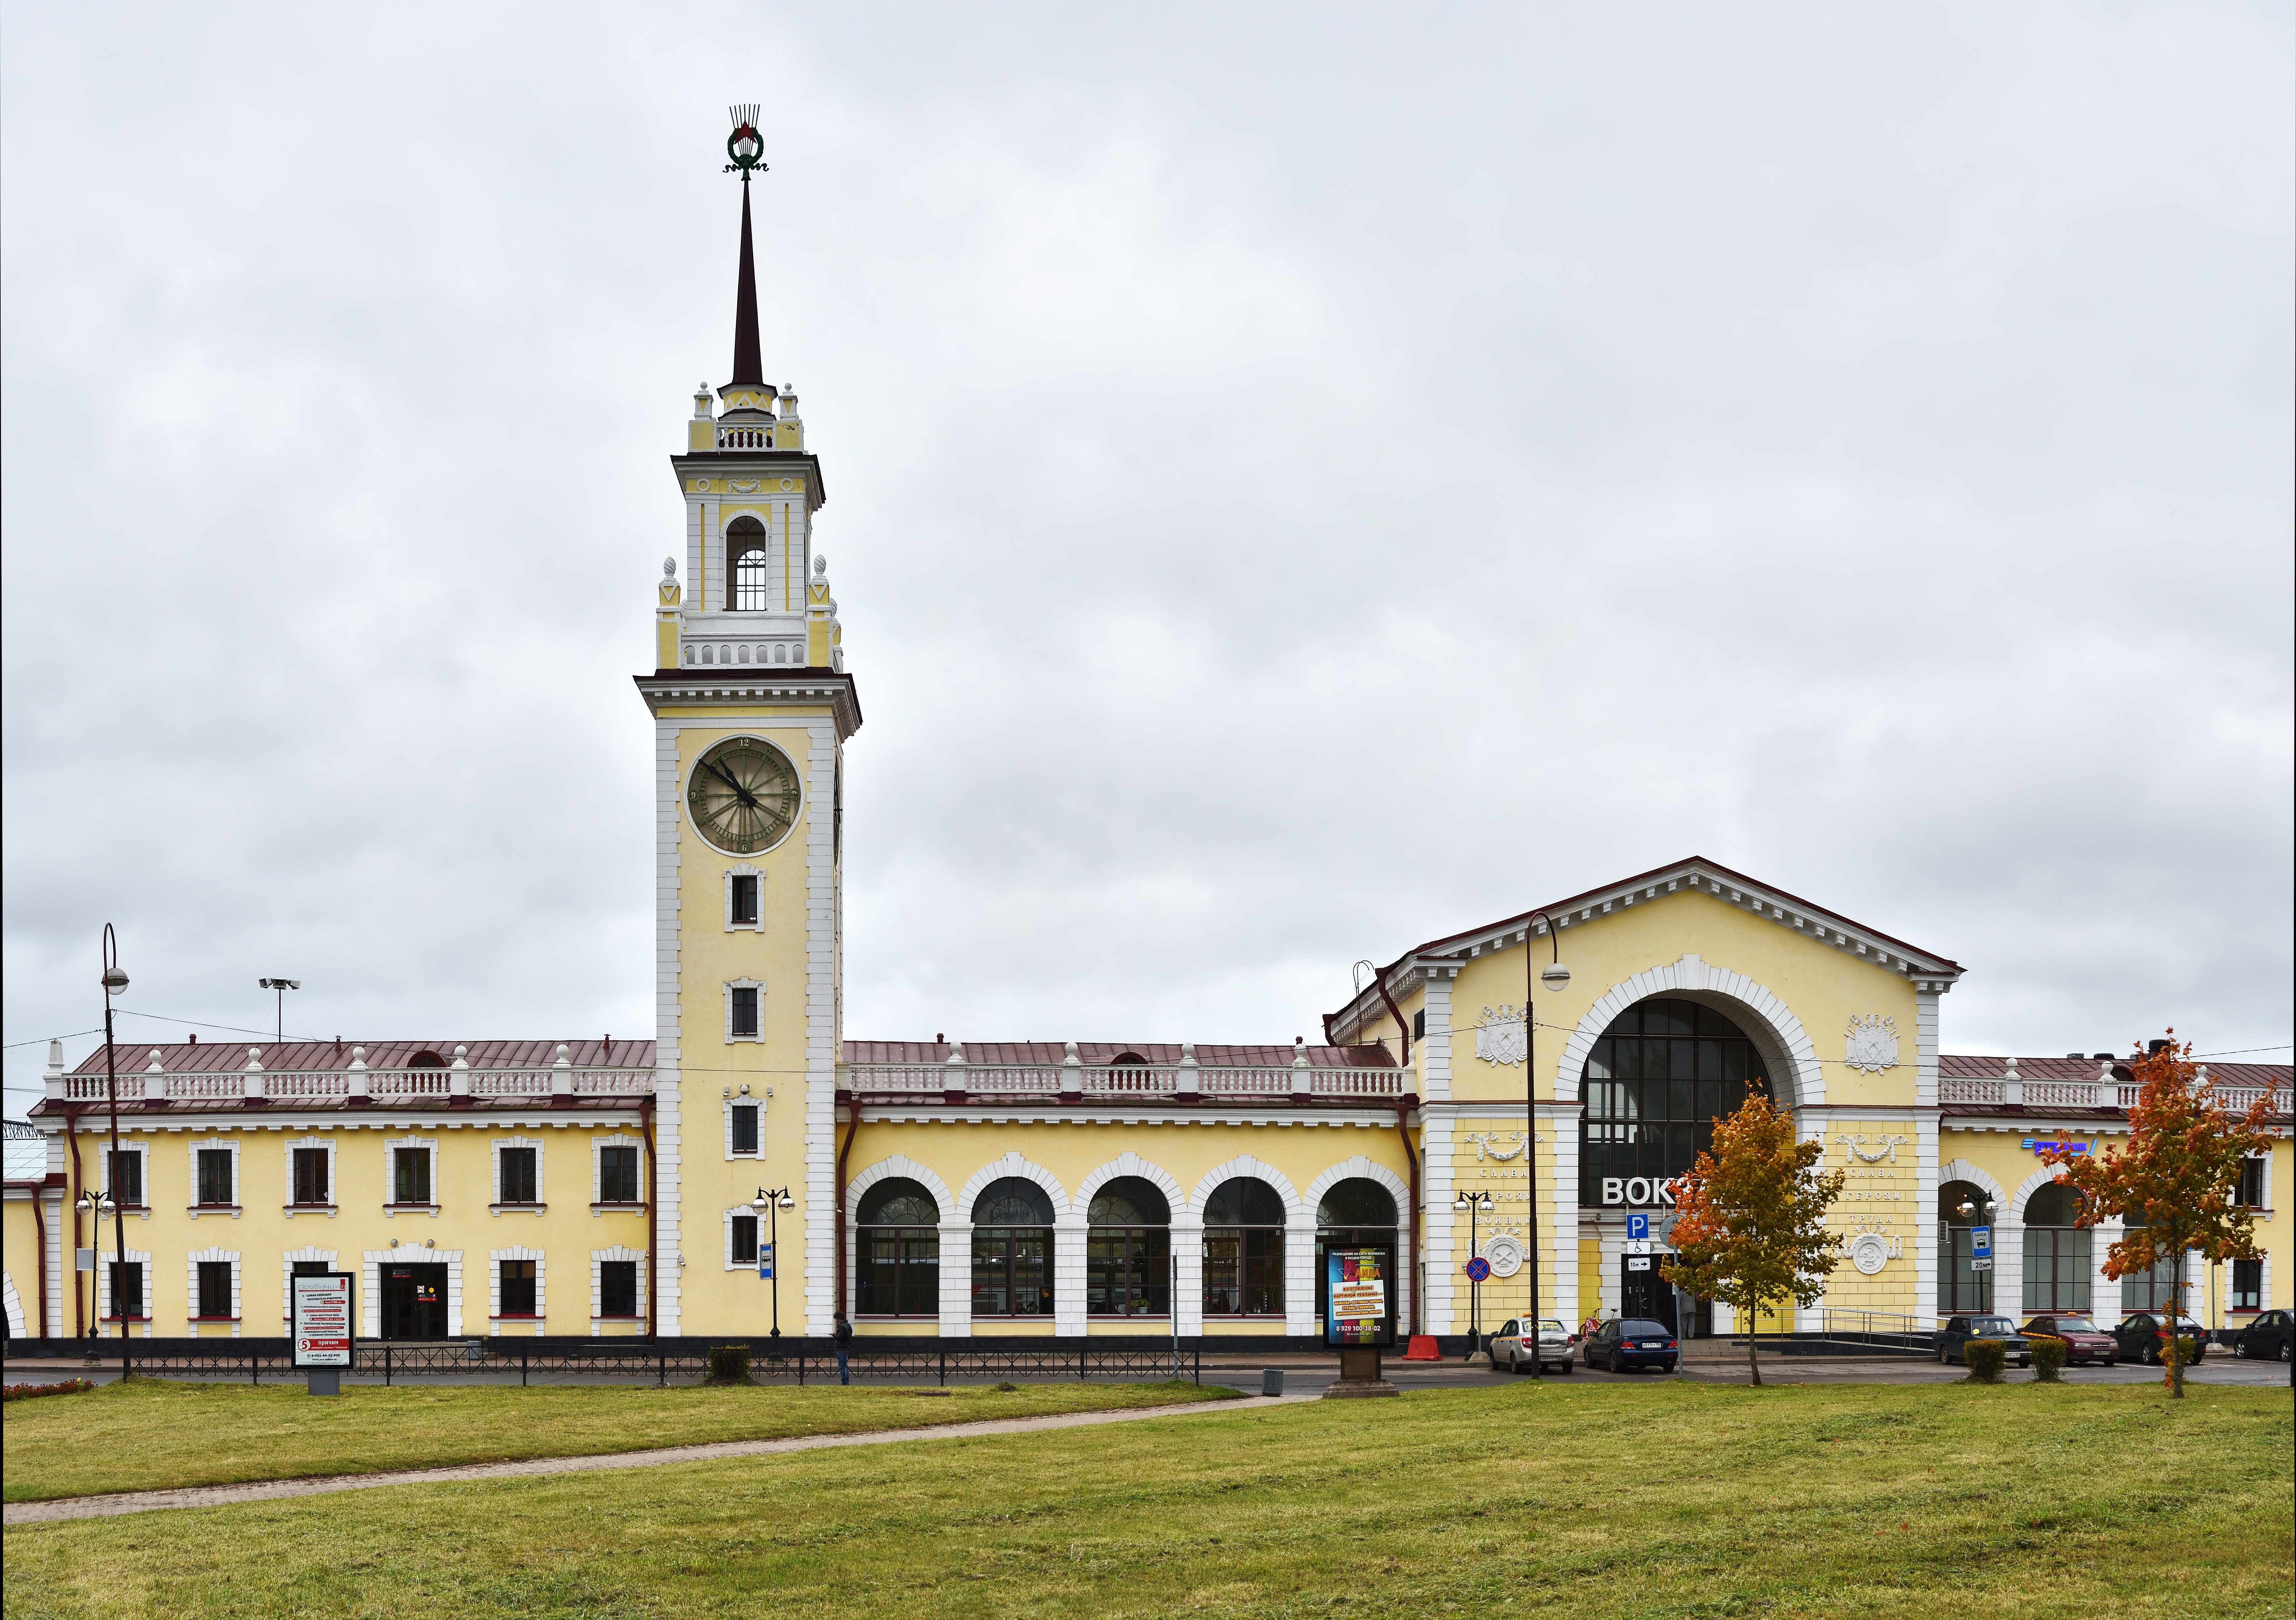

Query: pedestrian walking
[834,1311,854,1385]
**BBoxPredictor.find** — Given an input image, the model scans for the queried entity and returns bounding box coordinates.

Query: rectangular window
[731,1104,760,1155]
[730,986,760,1038]
[197,1260,233,1319]
[393,1148,431,1205]
[293,1148,330,1206]
[730,874,760,925]
[110,1261,144,1320]
[731,1215,759,1265]
[499,1147,538,1204]
[109,1149,143,1207]
[292,1260,331,1279]
[599,1260,639,1318]
[196,1149,235,1206]
[1411,1009,1425,1041]
[500,1259,537,1316]
[2231,1258,2263,1311]
[598,1147,640,1204]
[2236,1157,2266,1208]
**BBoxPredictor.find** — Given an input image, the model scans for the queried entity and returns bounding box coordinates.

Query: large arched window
[727,517,770,611]
[2022,1182,2091,1313]
[1087,1176,1170,1316]
[1315,1179,1399,1338]
[970,1177,1053,1318]
[1937,1180,1993,1313]
[1203,1177,1285,1317]
[854,1178,938,1317]
[1579,998,1771,1206]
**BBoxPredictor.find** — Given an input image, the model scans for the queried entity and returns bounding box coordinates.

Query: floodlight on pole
[258,978,301,1043]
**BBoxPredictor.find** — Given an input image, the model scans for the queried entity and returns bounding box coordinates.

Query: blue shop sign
[2021,1139,2090,1154]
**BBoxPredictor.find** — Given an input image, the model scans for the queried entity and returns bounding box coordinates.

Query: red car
[2021,1314,2119,1366]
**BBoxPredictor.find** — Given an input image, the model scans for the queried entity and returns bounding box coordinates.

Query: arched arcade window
[727,517,770,611]
[1087,1176,1170,1316]
[1315,1179,1399,1338]
[1937,1180,1993,1314]
[971,1177,1053,1318]
[1579,998,1771,1206]
[2021,1182,2091,1313]
[854,1178,939,1317]
[1202,1177,1285,1317]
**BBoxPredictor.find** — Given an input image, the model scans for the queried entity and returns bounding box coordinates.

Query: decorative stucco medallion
[1476,1005,1527,1067]
[1848,1232,1891,1275]
[1844,1014,1900,1074]
[1483,1232,1524,1278]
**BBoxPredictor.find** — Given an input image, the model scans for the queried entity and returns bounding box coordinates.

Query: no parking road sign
[1464,1256,1492,1283]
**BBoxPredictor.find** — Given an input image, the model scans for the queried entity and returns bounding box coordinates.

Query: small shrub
[2,1378,96,1402]
[2163,1335,2200,1387]
[2032,1338,2066,1382]
[704,1345,753,1385]
[1962,1339,2007,1383]
[990,1380,1021,1393]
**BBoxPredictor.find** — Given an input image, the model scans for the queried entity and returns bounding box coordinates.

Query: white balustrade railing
[1940,1078,2002,1105]
[1196,1069,1290,1095]
[1083,1066,1182,1095]
[62,1074,144,1101]
[267,1072,349,1098]
[372,1071,452,1097]
[49,1063,657,1104]
[842,1063,1401,1102]
[165,1073,245,1100]
[1312,1069,1403,1098]
[2022,1080,2104,1109]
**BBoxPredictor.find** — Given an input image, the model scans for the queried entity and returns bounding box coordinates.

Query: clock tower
[635,108,860,1336]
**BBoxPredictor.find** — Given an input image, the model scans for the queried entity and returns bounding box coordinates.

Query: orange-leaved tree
[2040,1032,2278,1398]
[1662,1094,1845,1387]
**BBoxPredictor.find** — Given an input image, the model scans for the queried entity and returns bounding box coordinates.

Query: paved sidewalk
[4,1392,1312,1527]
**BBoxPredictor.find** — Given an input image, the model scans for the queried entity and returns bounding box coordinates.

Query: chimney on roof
[2147,1039,2171,1055]
[2091,1052,2112,1060]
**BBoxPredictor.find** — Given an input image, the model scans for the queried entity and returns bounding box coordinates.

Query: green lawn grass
[5,1381,2288,1620]
[1,1377,1234,1503]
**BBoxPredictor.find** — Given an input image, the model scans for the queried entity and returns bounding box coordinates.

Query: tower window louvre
[727,517,770,610]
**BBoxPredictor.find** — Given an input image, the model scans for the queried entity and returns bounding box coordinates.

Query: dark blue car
[1585,1317,1679,1373]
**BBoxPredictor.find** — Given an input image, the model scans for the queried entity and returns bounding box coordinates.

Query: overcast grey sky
[4,3,2290,1115]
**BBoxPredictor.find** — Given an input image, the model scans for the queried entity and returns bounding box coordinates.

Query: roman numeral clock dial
[687,737,802,855]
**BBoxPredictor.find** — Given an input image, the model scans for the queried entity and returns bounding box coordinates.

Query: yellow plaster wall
[4,1193,49,1335]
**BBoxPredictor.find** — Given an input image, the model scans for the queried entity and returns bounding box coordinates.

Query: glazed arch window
[971,1177,1054,1318]
[2021,1182,2091,1313]
[855,1178,940,1318]
[1087,1176,1171,1317]
[1578,998,1771,1206]
[1936,1180,1993,1314]
[1202,1176,1286,1317]
[728,517,770,611]
[1315,1178,1400,1337]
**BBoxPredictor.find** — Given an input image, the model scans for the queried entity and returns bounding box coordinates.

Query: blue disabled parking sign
[1627,1213,1649,1242]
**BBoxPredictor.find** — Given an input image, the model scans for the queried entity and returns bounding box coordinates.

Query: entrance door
[382,1264,448,1339]
[1620,1253,1678,1332]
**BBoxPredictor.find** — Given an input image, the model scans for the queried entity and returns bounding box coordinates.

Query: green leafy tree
[1662,1095,1845,1386]
[2041,1032,2278,1398]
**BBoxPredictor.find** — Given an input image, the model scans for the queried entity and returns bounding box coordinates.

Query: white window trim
[97,1244,154,1334]
[187,1247,241,1334]
[724,1205,765,1270]
[283,1136,338,1216]
[2226,1250,2270,1315]
[383,1135,440,1216]
[491,1135,548,1214]
[187,1137,242,1217]
[591,1134,646,1212]
[591,1245,648,1332]
[724,1094,765,1160]
[99,1140,151,1214]
[489,1245,548,1335]
[724,863,765,931]
[280,1246,339,1324]
[724,976,765,1043]
[2242,1152,2272,1212]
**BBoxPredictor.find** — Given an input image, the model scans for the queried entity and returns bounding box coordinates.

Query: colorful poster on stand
[1326,1247,1391,1347]
[292,1273,354,1369]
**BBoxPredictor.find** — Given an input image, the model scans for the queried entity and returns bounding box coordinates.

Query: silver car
[1489,1317,1574,1373]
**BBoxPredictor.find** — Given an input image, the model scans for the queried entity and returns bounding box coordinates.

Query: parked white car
[1489,1317,1574,1373]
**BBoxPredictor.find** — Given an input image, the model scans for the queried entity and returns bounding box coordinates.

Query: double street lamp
[1452,1188,1494,1350]
[96,927,130,1374]
[751,1186,794,1336]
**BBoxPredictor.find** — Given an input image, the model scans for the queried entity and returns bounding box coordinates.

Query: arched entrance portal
[1579,997,1774,1335]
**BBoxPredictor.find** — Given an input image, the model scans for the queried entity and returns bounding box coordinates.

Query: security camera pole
[258,978,301,1043]
[1522,911,1568,1376]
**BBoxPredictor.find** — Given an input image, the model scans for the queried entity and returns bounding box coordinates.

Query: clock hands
[705,758,760,810]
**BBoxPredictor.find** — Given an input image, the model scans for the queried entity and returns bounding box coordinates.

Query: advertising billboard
[1325,1247,1392,1348]
[292,1272,355,1369]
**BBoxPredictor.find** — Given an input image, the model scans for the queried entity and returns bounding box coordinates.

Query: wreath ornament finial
[726,103,767,178]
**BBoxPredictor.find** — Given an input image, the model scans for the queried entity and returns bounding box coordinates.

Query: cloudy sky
[4,3,2290,1113]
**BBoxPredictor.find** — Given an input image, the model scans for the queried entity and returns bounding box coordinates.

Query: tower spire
[724,105,767,390]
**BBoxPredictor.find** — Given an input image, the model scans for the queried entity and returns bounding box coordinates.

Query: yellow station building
[6,172,2289,1357]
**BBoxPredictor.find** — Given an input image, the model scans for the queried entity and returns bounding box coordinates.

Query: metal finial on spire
[725,105,767,179]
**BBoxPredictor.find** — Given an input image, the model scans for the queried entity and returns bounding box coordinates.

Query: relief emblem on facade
[1844,1013,1900,1074]
[1482,1231,1525,1278]
[1465,1130,1529,1162]
[1475,1005,1527,1067]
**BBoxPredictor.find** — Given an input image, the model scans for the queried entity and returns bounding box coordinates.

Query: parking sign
[1627,1213,1649,1242]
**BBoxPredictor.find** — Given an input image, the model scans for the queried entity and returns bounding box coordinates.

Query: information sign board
[1625,1256,1653,1272]
[757,1242,775,1281]
[292,1273,354,1369]
[1325,1247,1392,1347]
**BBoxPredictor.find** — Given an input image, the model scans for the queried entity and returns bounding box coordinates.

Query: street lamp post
[258,978,301,1043]
[99,927,130,1377]
[1956,1196,2000,1314]
[1522,912,1569,1377]
[75,1189,117,1355]
[752,1187,794,1337]
[1452,1188,1494,1351]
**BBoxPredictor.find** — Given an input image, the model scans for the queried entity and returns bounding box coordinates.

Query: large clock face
[687,736,802,855]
